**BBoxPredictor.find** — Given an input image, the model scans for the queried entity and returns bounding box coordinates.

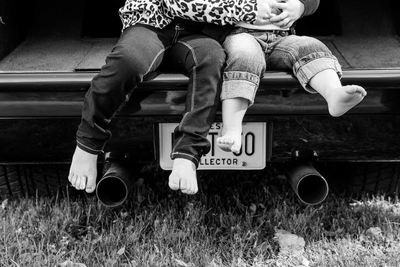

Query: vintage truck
[1,0,400,205]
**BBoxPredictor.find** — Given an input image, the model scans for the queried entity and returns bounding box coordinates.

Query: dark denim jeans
[76,21,226,167]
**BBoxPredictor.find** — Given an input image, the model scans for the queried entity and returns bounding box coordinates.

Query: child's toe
[68,172,74,183]
[228,137,236,145]
[356,86,366,95]
[70,174,78,188]
[183,185,196,195]
[168,174,180,190]
[347,85,366,95]
[180,179,189,191]
[231,144,241,153]
[86,177,97,193]
[220,138,229,145]
[77,176,86,190]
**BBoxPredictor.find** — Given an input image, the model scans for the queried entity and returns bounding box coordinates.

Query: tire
[0,164,71,198]
[319,162,400,195]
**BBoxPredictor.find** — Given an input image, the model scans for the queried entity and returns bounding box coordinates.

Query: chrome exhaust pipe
[96,162,132,208]
[286,163,329,205]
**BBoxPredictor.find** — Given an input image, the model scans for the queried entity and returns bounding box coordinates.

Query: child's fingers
[270,2,286,10]
[269,11,288,23]
[254,17,272,25]
[274,17,292,28]
[256,0,274,17]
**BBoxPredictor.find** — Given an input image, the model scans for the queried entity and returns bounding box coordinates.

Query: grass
[1,165,400,267]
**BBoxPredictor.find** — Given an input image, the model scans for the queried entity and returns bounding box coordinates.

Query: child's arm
[163,0,272,26]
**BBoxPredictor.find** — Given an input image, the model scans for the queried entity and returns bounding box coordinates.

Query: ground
[1,165,400,266]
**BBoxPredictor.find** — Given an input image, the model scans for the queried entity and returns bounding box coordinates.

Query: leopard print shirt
[119,0,257,31]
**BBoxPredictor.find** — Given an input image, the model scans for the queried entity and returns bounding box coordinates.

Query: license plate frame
[158,122,272,170]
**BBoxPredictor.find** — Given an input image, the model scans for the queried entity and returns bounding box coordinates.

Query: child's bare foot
[217,130,242,154]
[168,158,198,194]
[217,98,248,153]
[326,85,367,117]
[68,146,98,193]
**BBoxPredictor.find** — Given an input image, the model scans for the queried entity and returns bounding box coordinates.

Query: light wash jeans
[221,28,342,105]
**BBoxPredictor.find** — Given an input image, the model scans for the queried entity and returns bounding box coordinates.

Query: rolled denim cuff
[221,71,260,106]
[76,139,104,155]
[76,119,111,155]
[171,152,200,168]
[294,52,343,93]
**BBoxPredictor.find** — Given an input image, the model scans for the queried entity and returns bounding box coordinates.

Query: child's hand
[254,0,276,25]
[269,0,305,28]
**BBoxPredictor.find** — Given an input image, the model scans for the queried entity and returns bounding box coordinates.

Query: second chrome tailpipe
[286,163,329,205]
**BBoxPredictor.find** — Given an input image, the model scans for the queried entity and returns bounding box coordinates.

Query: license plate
[159,122,267,170]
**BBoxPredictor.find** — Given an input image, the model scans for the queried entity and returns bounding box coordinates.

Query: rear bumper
[1,70,400,118]
[0,69,400,92]
[1,69,400,91]
[0,69,400,163]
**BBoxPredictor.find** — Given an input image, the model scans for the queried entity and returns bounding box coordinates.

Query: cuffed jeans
[221,29,342,105]
[76,21,226,167]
